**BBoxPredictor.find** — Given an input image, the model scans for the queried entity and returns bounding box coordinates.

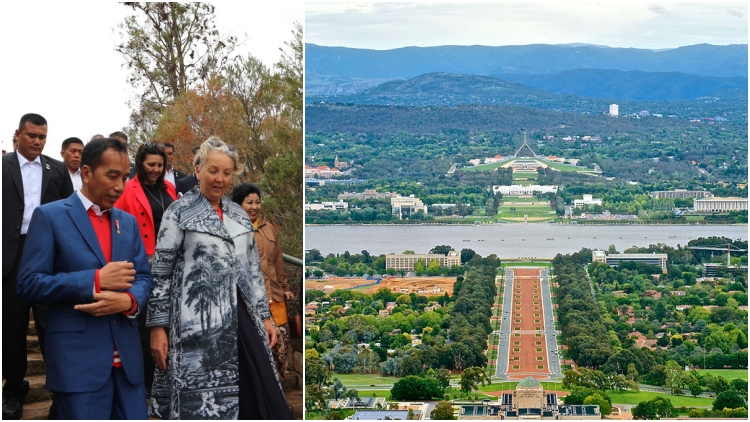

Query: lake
[305,224,748,257]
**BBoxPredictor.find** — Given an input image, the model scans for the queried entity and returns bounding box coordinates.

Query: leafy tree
[115,2,237,139]
[689,382,703,397]
[435,368,452,392]
[631,396,676,419]
[430,245,453,255]
[305,384,327,412]
[713,390,747,411]
[430,400,456,420]
[391,376,442,400]
[460,248,476,264]
[584,393,612,416]
[331,378,347,400]
[305,356,331,387]
[460,366,491,400]
[400,354,423,377]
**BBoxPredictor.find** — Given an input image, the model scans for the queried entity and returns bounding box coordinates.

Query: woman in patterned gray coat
[146,137,292,419]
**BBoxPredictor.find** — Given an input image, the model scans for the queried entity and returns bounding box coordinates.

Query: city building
[492,185,558,196]
[305,201,349,211]
[457,377,601,420]
[350,410,409,420]
[649,189,713,199]
[573,194,603,208]
[693,197,748,213]
[592,250,668,272]
[386,250,461,271]
[609,104,619,117]
[337,189,398,200]
[304,165,342,178]
[391,194,428,219]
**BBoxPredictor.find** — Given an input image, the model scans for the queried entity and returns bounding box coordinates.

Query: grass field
[544,161,597,173]
[502,196,546,203]
[501,261,554,267]
[306,409,356,419]
[693,369,748,381]
[607,391,714,407]
[497,203,556,222]
[685,215,706,222]
[332,373,399,387]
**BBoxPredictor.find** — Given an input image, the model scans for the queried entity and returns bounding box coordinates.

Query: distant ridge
[306,43,748,97]
[308,72,747,109]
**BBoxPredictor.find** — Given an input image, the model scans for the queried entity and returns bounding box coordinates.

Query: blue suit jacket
[17,193,153,393]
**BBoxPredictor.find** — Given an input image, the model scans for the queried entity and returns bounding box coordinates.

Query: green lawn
[502,196,545,203]
[501,261,554,268]
[608,391,714,407]
[693,369,748,381]
[544,161,597,173]
[332,373,399,387]
[306,409,356,419]
[463,160,514,172]
[685,215,706,222]
[497,204,556,222]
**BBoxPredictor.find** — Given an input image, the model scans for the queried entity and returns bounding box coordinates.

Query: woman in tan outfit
[231,183,294,379]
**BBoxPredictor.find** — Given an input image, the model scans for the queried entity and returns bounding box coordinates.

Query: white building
[492,185,558,196]
[386,250,461,271]
[391,195,427,219]
[693,197,748,213]
[573,194,603,208]
[305,201,349,211]
[609,104,619,117]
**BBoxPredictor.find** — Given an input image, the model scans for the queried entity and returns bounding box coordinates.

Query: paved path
[495,267,561,380]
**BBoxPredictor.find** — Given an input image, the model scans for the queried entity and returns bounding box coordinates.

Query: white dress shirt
[165,167,175,186]
[18,151,42,235]
[69,168,82,191]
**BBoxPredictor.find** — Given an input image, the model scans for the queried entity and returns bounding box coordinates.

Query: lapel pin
[45,163,50,170]
[115,219,121,235]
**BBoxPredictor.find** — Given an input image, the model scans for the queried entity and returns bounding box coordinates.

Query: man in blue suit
[17,138,152,419]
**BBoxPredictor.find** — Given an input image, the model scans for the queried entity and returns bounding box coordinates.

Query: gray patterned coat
[146,188,279,419]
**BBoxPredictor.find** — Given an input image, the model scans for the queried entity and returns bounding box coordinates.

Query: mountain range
[306,43,748,102]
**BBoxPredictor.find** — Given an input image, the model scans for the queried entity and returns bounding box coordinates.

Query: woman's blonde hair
[194,136,243,174]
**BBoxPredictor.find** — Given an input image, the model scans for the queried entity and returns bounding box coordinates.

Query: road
[495,267,561,380]
[495,269,514,377]
[539,268,562,378]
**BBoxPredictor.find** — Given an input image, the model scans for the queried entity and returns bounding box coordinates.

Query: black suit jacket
[2,152,74,277]
[173,168,187,182]
[175,173,198,196]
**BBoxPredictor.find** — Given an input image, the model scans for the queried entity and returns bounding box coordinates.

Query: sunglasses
[207,139,236,153]
[143,141,165,151]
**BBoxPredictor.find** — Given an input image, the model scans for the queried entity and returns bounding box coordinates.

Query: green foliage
[631,396,676,419]
[430,400,456,420]
[713,390,747,411]
[391,376,443,400]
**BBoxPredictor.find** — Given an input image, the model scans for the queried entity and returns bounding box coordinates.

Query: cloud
[727,8,744,18]
[648,4,670,15]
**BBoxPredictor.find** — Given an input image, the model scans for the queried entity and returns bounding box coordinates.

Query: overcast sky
[1,1,303,155]
[306,1,748,50]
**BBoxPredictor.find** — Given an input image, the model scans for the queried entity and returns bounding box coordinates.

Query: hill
[307,73,747,120]
[306,43,749,96]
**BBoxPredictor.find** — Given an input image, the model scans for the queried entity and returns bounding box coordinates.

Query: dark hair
[231,183,262,206]
[18,113,47,131]
[80,138,128,173]
[61,137,84,151]
[109,131,128,142]
[191,145,200,155]
[135,142,167,190]
[163,142,174,151]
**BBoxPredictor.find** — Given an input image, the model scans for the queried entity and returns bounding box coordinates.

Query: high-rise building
[609,104,619,117]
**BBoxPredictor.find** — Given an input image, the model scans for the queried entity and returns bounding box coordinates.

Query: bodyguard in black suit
[2,113,74,419]
[175,144,201,196]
